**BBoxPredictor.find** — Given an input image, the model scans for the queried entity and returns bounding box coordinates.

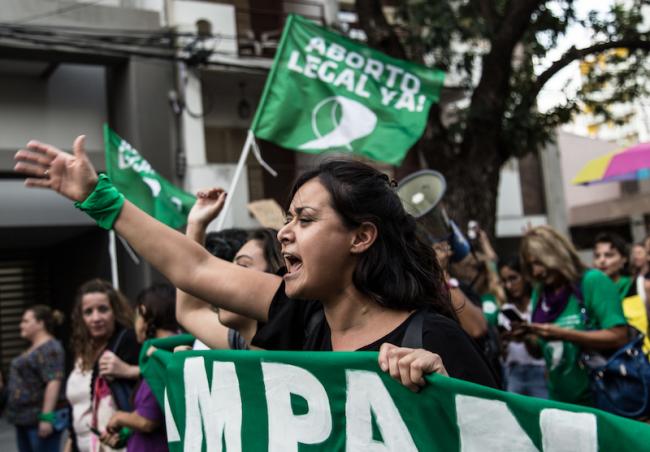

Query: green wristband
[74,174,125,230]
[119,427,133,441]
[38,412,55,423]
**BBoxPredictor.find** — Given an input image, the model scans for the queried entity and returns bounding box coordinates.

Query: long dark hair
[71,279,134,371]
[289,159,454,319]
[136,283,177,340]
[205,228,248,261]
[498,256,532,300]
[247,228,283,273]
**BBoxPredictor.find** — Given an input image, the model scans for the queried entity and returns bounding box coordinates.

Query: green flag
[251,14,445,165]
[104,124,195,228]
[140,342,650,451]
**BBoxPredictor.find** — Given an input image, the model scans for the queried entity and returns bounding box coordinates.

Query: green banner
[251,14,445,165]
[140,334,195,407]
[141,337,650,451]
[104,124,195,229]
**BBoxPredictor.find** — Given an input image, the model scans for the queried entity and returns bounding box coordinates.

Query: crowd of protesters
[2,136,650,450]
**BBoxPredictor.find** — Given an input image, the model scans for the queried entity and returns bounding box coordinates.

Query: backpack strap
[109,328,128,353]
[400,310,424,349]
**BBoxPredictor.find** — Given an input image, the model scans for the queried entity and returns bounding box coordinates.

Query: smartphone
[501,308,525,323]
[467,220,479,240]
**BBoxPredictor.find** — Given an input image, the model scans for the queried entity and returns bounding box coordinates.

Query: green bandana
[37,412,55,424]
[74,174,125,230]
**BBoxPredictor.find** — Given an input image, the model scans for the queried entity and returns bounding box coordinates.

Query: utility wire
[0,23,240,43]
[0,28,270,72]
[0,24,276,63]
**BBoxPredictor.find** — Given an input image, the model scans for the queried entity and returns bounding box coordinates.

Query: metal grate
[0,258,50,374]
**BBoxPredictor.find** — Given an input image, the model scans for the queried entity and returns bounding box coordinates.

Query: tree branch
[471,0,500,33]
[461,0,543,155]
[533,39,650,97]
[354,0,406,59]
[494,0,544,48]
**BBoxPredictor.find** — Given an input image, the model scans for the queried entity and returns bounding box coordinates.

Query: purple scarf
[532,284,582,324]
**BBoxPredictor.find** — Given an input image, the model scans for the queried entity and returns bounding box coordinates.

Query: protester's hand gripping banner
[104,124,195,229]
[141,336,650,451]
[251,15,445,165]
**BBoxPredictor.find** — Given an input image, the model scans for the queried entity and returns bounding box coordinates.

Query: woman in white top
[64,280,140,452]
[498,257,548,398]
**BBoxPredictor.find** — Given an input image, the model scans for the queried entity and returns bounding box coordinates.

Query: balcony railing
[235,1,325,58]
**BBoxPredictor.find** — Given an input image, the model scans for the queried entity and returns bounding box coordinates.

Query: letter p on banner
[262,362,332,452]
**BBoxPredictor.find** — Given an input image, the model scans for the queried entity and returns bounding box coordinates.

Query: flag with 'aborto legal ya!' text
[251,14,445,166]
[104,124,195,229]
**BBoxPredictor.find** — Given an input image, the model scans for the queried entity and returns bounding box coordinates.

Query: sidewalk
[0,418,17,452]
[0,418,68,451]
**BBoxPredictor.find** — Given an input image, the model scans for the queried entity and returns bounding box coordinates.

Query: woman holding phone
[14,136,497,391]
[520,226,628,405]
[498,257,547,398]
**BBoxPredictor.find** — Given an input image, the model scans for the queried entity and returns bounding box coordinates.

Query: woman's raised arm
[176,186,258,344]
[14,136,281,321]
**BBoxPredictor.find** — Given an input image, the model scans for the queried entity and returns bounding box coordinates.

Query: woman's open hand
[14,135,98,202]
[378,343,448,392]
[187,187,227,229]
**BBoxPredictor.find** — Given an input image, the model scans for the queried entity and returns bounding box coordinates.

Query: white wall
[172,1,237,54]
[0,180,93,227]
[202,71,266,130]
[0,64,107,167]
[185,164,259,230]
[287,0,338,25]
[496,159,524,218]
[1,0,161,29]
[557,130,621,209]
[494,158,548,237]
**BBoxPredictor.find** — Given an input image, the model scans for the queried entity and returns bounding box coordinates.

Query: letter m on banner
[250,14,445,166]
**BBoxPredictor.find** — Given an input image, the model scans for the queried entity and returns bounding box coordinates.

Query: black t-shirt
[251,283,498,388]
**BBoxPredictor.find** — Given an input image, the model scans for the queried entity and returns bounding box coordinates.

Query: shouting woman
[14,136,496,391]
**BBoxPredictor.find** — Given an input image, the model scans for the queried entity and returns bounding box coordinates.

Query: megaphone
[397,170,450,241]
[448,219,471,263]
[397,170,471,262]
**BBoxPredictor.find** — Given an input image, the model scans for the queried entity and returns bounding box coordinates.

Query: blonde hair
[520,225,585,284]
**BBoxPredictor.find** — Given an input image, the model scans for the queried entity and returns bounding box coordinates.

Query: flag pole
[108,230,120,289]
[215,130,254,231]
